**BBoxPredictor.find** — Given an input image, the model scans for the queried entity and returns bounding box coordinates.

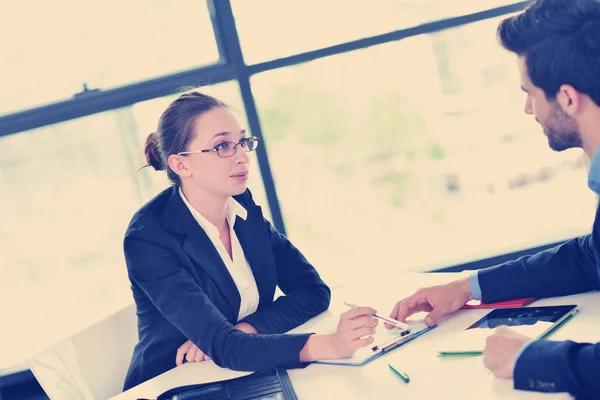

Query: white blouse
[179,188,260,321]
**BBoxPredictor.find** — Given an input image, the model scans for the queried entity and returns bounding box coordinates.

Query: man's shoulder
[587,147,600,195]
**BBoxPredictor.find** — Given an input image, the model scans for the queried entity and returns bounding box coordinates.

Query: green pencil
[437,351,483,358]
[388,363,410,383]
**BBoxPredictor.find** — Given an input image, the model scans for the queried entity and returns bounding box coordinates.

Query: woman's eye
[215,142,231,151]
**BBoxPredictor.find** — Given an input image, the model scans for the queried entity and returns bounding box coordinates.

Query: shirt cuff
[469,271,482,301]
[513,340,535,373]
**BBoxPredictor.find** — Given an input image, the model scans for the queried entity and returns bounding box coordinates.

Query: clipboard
[315,321,437,366]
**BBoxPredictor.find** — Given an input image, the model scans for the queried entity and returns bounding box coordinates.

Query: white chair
[29,304,138,400]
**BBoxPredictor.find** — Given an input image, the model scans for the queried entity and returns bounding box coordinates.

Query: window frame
[0,1,529,236]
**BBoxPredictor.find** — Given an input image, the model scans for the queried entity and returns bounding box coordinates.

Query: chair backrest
[29,303,138,400]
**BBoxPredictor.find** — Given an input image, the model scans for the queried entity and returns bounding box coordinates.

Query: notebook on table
[155,368,297,400]
[461,297,537,309]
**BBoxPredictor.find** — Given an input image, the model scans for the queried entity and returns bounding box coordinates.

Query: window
[250,16,596,287]
[0,0,219,116]
[233,0,522,64]
[0,82,269,370]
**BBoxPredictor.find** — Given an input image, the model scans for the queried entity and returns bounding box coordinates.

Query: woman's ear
[167,154,192,178]
[557,84,582,117]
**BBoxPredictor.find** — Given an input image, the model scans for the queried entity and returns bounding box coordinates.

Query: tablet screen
[439,305,578,352]
[466,305,577,331]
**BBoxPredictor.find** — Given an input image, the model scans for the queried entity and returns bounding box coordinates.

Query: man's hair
[498,0,600,106]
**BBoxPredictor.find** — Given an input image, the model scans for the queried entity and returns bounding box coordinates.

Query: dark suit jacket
[122,186,331,390]
[478,202,600,398]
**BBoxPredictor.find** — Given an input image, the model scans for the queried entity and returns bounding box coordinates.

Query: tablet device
[440,305,578,353]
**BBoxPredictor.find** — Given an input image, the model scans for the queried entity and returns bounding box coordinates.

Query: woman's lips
[231,171,248,180]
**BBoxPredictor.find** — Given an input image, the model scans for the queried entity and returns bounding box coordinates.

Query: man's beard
[543,101,581,152]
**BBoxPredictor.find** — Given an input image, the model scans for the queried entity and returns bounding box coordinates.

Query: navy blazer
[478,202,600,398]
[122,186,331,390]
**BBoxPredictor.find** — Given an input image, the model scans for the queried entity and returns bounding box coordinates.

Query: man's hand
[175,322,258,366]
[388,278,472,327]
[483,326,531,379]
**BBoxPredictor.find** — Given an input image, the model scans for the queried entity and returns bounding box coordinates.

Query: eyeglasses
[177,136,260,158]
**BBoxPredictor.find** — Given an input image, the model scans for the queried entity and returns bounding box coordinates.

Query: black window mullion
[209,0,288,235]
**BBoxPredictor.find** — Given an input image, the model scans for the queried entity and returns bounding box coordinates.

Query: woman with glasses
[123,91,378,390]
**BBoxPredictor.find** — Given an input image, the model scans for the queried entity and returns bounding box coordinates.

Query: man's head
[498,0,600,153]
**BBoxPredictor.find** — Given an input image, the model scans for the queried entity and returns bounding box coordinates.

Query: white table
[112,272,600,399]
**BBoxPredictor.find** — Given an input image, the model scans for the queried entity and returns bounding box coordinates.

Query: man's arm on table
[468,233,600,397]
[514,340,600,396]
[472,234,600,303]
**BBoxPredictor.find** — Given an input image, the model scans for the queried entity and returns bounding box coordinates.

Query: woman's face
[175,107,251,198]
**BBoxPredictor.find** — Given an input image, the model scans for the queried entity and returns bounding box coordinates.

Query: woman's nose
[234,144,250,163]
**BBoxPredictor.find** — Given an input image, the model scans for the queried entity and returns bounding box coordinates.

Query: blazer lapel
[234,205,277,305]
[162,187,241,317]
[182,227,241,315]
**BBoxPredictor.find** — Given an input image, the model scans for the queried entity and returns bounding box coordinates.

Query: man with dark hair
[388,0,600,397]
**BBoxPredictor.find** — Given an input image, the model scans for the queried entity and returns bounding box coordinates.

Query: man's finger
[386,301,401,329]
[409,303,434,314]
[388,301,402,321]
[424,307,444,326]
[396,295,428,322]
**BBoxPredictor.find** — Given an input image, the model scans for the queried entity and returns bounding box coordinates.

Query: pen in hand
[343,301,412,333]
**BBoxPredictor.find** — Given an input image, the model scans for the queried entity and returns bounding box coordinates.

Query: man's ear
[557,84,582,116]
[167,154,192,179]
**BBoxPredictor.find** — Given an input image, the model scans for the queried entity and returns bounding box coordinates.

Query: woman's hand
[175,322,258,366]
[176,340,210,366]
[300,306,378,362]
[329,306,379,358]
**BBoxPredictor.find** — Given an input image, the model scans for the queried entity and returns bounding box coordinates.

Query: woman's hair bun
[144,131,165,171]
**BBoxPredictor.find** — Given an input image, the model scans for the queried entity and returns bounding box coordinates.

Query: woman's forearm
[234,321,258,334]
[299,334,337,362]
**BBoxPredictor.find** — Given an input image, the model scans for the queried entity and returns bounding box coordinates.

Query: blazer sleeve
[125,228,312,371]
[477,234,600,303]
[238,191,332,334]
[514,339,600,397]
